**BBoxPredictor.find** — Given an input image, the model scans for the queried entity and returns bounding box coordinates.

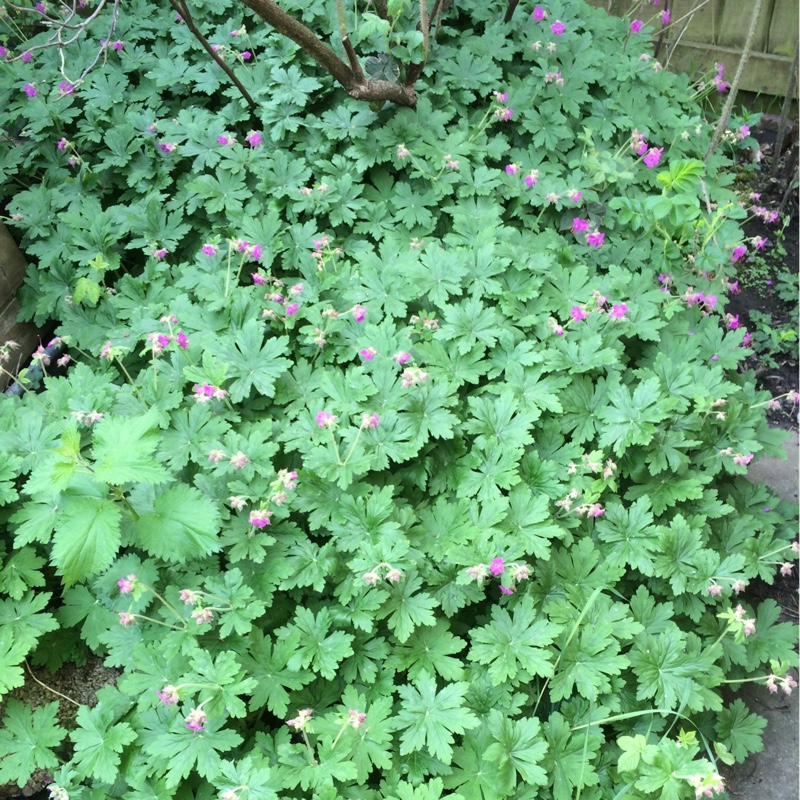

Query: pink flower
[727,314,739,330]
[568,189,583,204]
[179,589,200,604]
[587,503,605,517]
[362,412,380,429]
[228,495,246,510]
[21,51,32,62]
[285,302,299,316]
[494,108,514,121]
[118,612,136,627]
[201,243,217,256]
[208,449,225,463]
[100,341,114,360]
[752,236,767,250]
[396,144,410,159]
[352,304,367,322]
[401,367,429,387]
[157,685,180,705]
[707,581,722,596]
[572,218,589,233]
[733,453,753,466]
[386,568,403,582]
[511,564,531,582]
[505,163,520,175]
[610,303,628,320]
[316,411,338,428]
[251,272,265,285]
[743,618,756,637]
[780,562,794,576]
[230,451,249,469]
[731,246,746,263]
[490,557,505,575]
[660,9,670,24]
[117,574,137,594]
[363,571,381,586]
[494,90,508,103]
[57,138,68,151]
[286,709,313,730]
[586,231,605,247]
[499,585,515,595]
[241,50,252,60]
[23,83,37,98]
[184,708,207,732]
[359,347,377,361]
[742,332,753,347]
[348,709,367,729]
[218,135,233,145]
[245,130,262,147]
[157,142,177,154]
[393,351,412,364]
[152,246,168,259]
[630,19,643,32]
[571,306,587,321]
[532,6,546,20]
[249,509,272,528]
[550,20,565,35]
[191,607,214,625]
[112,40,124,50]
[643,147,663,168]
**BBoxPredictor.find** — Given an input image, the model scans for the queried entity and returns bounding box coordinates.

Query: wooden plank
[0,297,40,391]
[767,0,799,57]
[0,222,26,301]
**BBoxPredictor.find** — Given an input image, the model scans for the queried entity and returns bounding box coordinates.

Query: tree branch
[336,0,365,81]
[168,0,258,113]
[502,0,519,24]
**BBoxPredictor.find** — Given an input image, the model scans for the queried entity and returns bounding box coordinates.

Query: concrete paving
[726,432,799,800]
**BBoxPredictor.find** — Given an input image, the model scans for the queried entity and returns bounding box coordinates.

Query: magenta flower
[316,411,337,428]
[362,412,380,429]
[284,302,298,316]
[118,612,136,627]
[157,685,180,705]
[0,46,7,58]
[586,231,605,247]
[359,347,377,361]
[572,218,589,234]
[630,20,643,32]
[524,170,539,188]
[201,243,217,256]
[660,10,670,24]
[490,557,505,575]
[23,83,37,98]
[249,509,272,527]
[184,708,207,732]
[176,331,189,349]
[731,246,746,263]
[286,709,313,730]
[152,248,168,259]
[568,189,583,204]
[610,303,628,320]
[494,90,508,103]
[499,585,515,595]
[57,138,68,151]
[505,163,520,175]
[532,6,546,21]
[393,351,412,364]
[117,574,137,593]
[21,51,32,62]
[230,451,249,469]
[643,147,663,168]
[352,304,367,322]
[251,272,265,285]
[218,135,232,145]
[550,20,565,35]
[245,130,262,147]
[58,81,74,95]
[157,142,177,153]
[727,314,739,330]
[112,40,124,50]
[571,306,587,322]
[241,51,252,60]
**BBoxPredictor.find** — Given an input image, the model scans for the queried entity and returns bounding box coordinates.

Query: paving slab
[726,432,799,800]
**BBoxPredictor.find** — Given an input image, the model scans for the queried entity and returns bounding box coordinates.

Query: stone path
[727,432,799,799]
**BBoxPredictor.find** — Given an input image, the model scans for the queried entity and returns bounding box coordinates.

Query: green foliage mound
[0,1,797,799]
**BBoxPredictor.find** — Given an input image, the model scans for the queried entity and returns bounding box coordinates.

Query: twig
[502,0,519,24]
[705,0,762,160]
[167,0,259,113]
[24,660,81,707]
[771,39,799,178]
[336,0,365,81]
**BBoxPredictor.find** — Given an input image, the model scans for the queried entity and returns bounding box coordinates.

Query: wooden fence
[587,0,798,99]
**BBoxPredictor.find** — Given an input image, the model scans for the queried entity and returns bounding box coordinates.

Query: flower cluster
[362,563,404,585]
[711,62,728,92]
[184,708,207,732]
[765,673,798,695]
[286,708,313,730]
[465,558,531,595]
[193,383,228,403]
[70,410,104,426]
[493,90,513,121]
[685,772,725,799]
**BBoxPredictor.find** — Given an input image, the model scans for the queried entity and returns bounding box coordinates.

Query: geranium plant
[0,1,797,799]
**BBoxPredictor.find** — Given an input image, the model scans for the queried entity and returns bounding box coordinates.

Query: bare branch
[502,0,519,24]
[168,0,259,113]
[336,0,365,81]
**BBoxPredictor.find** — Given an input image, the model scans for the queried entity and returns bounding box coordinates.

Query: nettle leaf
[70,703,137,784]
[0,700,67,787]
[282,607,354,680]
[211,320,291,402]
[468,595,560,685]
[395,670,480,764]
[52,497,122,586]
[91,412,169,485]
[135,485,221,563]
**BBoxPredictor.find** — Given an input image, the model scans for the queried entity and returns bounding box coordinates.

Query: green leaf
[0,700,67,787]
[617,734,659,773]
[484,712,548,793]
[282,607,354,680]
[715,699,767,762]
[136,485,220,562]
[92,412,169,485]
[0,547,46,600]
[468,596,560,685]
[214,755,279,800]
[70,704,137,783]
[0,631,27,694]
[377,571,438,643]
[52,497,122,586]
[396,670,479,764]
